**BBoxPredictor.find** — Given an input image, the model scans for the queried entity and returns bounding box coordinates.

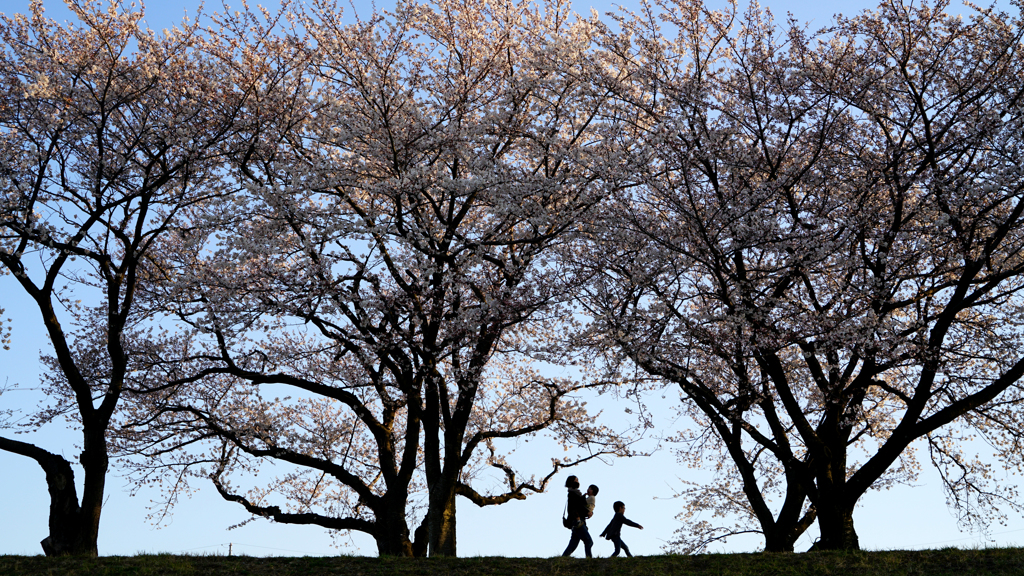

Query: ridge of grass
[2,547,1022,576]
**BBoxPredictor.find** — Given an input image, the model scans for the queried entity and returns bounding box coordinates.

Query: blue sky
[3,0,1024,558]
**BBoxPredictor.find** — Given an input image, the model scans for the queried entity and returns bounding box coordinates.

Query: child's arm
[623,517,644,530]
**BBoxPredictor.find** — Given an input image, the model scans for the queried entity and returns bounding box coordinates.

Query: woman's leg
[581,526,594,558]
[562,527,582,557]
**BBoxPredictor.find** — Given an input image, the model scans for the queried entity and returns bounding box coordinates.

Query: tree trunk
[763,473,816,552]
[762,533,793,553]
[763,525,804,553]
[810,504,859,551]
[373,499,416,556]
[761,515,814,553]
[427,480,458,557]
[73,432,108,557]
[39,453,90,557]
[749,483,816,553]
[412,521,428,557]
[805,423,859,551]
[421,373,461,558]
[373,529,414,556]
[0,436,98,556]
[747,492,811,552]
[760,507,814,552]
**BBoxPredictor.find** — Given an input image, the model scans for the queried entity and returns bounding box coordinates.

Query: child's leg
[621,538,632,558]
[610,537,622,557]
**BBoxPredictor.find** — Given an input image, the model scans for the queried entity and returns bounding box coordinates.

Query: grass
[2,548,1023,576]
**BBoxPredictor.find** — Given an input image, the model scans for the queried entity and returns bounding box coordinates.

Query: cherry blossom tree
[0,0,249,556]
[577,0,835,552]
[580,0,1024,552]
[115,0,629,557]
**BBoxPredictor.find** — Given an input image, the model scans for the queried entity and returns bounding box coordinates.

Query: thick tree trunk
[412,521,428,557]
[741,473,815,553]
[763,535,794,553]
[805,425,859,551]
[759,506,814,552]
[421,372,461,558]
[762,514,815,553]
[763,473,816,552]
[0,436,99,556]
[811,504,859,551]
[762,534,792,553]
[809,449,859,551]
[747,493,812,552]
[373,529,414,556]
[373,499,417,556]
[763,524,805,553]
[713,404,814,554]
[39,453,89,556]
[426,479,458,557]
[74,432,108,557]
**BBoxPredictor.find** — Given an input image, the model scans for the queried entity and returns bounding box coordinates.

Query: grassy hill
[2,548,1023,575]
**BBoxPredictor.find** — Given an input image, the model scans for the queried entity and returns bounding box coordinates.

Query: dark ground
[2,547,1023,576]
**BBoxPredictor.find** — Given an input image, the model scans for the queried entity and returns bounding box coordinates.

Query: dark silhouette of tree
[0,0,249,555]
[113,0,630,557]
[581,0,1024,552]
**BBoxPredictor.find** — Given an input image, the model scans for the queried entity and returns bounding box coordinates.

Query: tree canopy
[3,0,1024,557]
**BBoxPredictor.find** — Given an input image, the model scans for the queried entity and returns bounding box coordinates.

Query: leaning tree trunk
[738,464,811,552]
[764,468,817,552]
[0,436,98,556]
[763,506,817,553]
[40,452,91,556]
